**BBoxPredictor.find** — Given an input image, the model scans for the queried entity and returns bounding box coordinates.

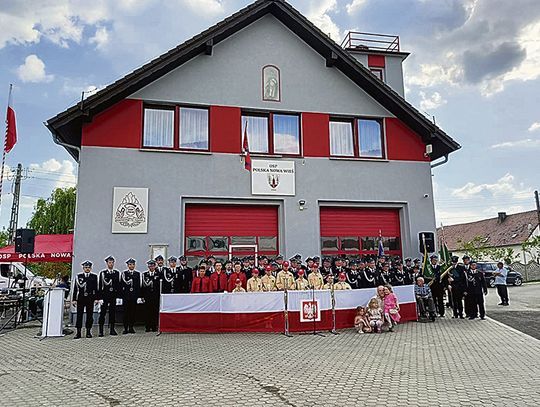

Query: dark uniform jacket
[141,271,162,300]
[121,270,141,300]
[98,269,121,300]
[391,269,406,286]
[161,267,176,294]
[359,268,377,288]
[176,265,193,293]
[449,264,467,290]
[465,269,487,295]
[72,272,98,302]
[346,269,361,289]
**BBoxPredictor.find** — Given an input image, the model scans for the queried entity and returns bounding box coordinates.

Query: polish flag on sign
[242,121,251,172]
[5,85,17,153]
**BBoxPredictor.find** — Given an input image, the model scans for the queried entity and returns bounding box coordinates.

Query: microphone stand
[329,280,339,335]
[283,276,292,337]
[310,284,325,337]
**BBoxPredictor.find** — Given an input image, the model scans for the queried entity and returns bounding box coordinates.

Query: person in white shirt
[493,261,509,306]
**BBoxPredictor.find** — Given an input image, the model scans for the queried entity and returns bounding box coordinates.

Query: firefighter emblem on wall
[268,174,280,189]
[112,187,148,233]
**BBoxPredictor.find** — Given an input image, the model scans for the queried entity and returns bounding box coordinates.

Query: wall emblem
[115,192,145,228]
[262,65,281,102]
[112,187,149,233]
[300,300,321,322]
[268,174,280,189]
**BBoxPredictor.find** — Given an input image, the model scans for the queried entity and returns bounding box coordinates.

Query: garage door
[319,207,401,257]
[185,204,279,264]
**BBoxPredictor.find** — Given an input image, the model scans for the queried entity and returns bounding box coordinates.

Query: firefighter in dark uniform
[464,260,488,320]
[346,260,361,289]
[391,260,406,286]
[155,255,165,274]
[141,260,162,332]
[121,258,141,334]
[376,262,392,286]
[320,257,333,279]
[161,256,177,294]
[176,255,193,293]
[427,254,446,317]
[72,261,98,339]
[359,258,377,288]
[97,256,121,337]
[448,255,466,319]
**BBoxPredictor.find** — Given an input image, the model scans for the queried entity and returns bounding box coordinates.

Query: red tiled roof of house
[437,210,539,250]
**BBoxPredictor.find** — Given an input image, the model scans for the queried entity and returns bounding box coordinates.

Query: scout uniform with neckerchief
[261,266,277,291]
[334,273,352,290]
[295,269,310,290]
[308,263,324,290]
[232,279,246,293]
[247,269,263,292]
[276,261,296,291]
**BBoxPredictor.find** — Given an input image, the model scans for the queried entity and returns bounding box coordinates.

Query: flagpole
[0,84,12,214]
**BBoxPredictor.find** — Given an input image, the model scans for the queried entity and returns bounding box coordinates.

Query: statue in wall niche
[263,65,280,101]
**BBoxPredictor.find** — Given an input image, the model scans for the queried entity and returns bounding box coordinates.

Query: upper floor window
[241,112,300,155]
[370,68,384,81]
[142,105,209,150]
[329,118,384,159]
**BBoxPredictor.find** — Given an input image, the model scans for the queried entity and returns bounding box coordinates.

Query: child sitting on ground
[354,306,371,334]
[367,298,383,333]
[383,285,401,332]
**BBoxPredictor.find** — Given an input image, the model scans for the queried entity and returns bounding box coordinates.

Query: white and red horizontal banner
[159,285,417,333]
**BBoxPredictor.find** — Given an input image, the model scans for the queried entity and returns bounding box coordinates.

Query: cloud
[181,0,224,17]
[29,159,77,189]
[306,0,342,41]
[419,91,447,110]
[89,26,109,50]
[528,122,540,132]
[16,55,54,83]
[450,173,532,200]
[346,0,367,15]
[490,139,540,149]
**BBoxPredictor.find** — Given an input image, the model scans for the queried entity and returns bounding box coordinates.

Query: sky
[1,0,540,230]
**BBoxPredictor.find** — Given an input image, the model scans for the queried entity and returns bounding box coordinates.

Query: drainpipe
[430,154,448,169]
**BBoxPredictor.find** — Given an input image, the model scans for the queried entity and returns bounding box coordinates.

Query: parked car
[476,262,523,287]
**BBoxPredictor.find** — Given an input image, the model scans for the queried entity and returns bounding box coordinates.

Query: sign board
[112,187,148,233]
[299,299,321,322]
[251,160,295,196]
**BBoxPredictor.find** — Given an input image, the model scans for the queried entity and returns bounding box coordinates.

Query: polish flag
[242,121,251,171]
[5,86,17,153]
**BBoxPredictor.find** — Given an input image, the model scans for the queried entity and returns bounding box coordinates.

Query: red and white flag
[242,121,251,172]
[5,85,17,153]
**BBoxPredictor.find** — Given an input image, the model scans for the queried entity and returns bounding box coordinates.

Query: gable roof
[438,210,539,250]
[45,0,461,161]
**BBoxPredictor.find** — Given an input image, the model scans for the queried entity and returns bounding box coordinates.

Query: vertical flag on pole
[5,85,17,153]
[242,121,251,172]
[378,230,384,257]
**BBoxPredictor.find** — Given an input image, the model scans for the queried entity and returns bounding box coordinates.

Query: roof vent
[498,212,507,223]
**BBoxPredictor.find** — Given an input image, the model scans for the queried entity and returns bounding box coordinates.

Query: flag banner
[159,285,417,333]
[5,85,17,153]
[242,121,251,171]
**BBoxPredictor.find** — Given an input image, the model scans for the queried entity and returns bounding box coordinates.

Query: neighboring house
[46,0,460,271]
[438,211,540,263]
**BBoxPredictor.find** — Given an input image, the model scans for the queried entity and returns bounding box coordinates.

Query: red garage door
[185,204,279,264]
[320,207,401,257]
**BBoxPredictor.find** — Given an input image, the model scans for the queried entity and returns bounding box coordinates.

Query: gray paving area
[1,311,539,407]
[485,283,540,340]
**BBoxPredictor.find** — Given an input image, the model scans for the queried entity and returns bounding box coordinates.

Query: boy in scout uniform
[308,262,324,290]
[232,279,246,293]
[72,261,99,339]
[276,261,296,291]
[334,273,352,290]
[295,269,310,290]
[322,274,334,290]
[261,265,277,291]
[247,268,263,292]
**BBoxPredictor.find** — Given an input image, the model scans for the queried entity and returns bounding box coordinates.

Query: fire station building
[46,0,460,269]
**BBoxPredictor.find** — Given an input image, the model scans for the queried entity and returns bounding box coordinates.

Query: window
[179,107,208,150]
[143,108,174,148]
[329,120,354,156]
[370,68,384,81]
[329,118,384,158]
[241,112,300,155]
[142,105,209,151]
[358,119,383,158]
[321,236,401,257]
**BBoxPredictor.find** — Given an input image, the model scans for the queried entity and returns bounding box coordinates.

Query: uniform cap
[235,278,241,284]
[147,260,156,266]
[126,258,136,265]
[104,256,115,262]
[413,258,420,263]
[451,256,459,262]
[462,255,470,260]
[310,262,319,269]
[430,254,438,260]
[282,261,290,268]
[168,256,177,262]
[81,261,92,267]
[179,255,187,261]
[405,257,412,262]
[154,255,164,261]
[323,257,331,263]
[298,269,305,276]
[276,255,284,260]
[294,254,302,260]
[339,272,346,280]
[265,265,272,272]
[252,268,259,275]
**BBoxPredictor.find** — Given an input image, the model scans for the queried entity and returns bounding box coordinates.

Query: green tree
[0,227,10,248]
[457,235,518,264]
[27,187,76,234]
[522,235,540,263]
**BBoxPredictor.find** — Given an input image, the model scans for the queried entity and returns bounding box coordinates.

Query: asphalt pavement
[485,282,540,339]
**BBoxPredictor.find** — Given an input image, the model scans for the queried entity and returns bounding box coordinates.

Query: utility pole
[7,163,22,245]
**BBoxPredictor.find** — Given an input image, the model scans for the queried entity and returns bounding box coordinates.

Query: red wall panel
[368,55,386,68]
[385,118,429,162]
[81,99,142,148]
[185,204,278,236]
[210,106,241,153]
[302,112,330,157]
[320,207,400,237]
